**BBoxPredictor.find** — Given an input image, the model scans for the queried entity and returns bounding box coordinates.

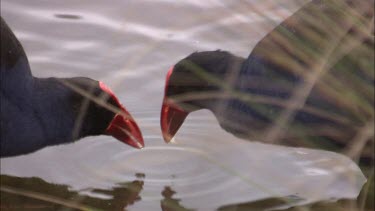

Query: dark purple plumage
[161,0,374,164]
[0,17,144,157]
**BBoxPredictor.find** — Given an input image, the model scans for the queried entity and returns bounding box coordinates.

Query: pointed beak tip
[106,113,145,150]
[130,140,145,149]
[137,140,145,149]
[162,132,173,143]
[160,101,188,144]
[119,134,145,149]
[123,128,145,149]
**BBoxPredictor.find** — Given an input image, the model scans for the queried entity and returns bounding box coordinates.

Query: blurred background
[1,0,373,210]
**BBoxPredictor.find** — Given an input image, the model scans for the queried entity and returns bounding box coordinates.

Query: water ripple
[1,0,367,210]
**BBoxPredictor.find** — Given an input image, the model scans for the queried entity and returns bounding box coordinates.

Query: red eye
[99,81,122,108]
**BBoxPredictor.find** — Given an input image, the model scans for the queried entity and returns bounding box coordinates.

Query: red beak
[160,66,189,143]
[105,109,145,149]
[99,81,144,149]
[160,98,189,143]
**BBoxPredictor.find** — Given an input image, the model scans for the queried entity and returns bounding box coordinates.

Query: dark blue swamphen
[0,17,144,157]
[160,0,374,163]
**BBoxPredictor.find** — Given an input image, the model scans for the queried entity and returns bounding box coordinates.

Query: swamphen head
[160,50,244,142]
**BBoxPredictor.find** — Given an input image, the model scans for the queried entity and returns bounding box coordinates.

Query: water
[0,0,367,210]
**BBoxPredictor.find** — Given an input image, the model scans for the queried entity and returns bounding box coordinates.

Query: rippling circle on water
[109,145,230,185]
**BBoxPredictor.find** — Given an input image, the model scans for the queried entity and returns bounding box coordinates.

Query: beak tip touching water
[162,130,174,143]
[106,112,145,149]
[160,99,189,143]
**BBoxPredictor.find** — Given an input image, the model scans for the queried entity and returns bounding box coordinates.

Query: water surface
[0,1,366,210]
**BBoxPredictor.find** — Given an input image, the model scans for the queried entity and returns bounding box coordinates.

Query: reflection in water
[54,14,82,20]
[1,0,372,210]
[218,179,375,211]
[160,186,193,211]
[0,174,143,210]
[218,197,362,211]
[218,196,304,211]
[1,174,372,211]
[135,173,146,179]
